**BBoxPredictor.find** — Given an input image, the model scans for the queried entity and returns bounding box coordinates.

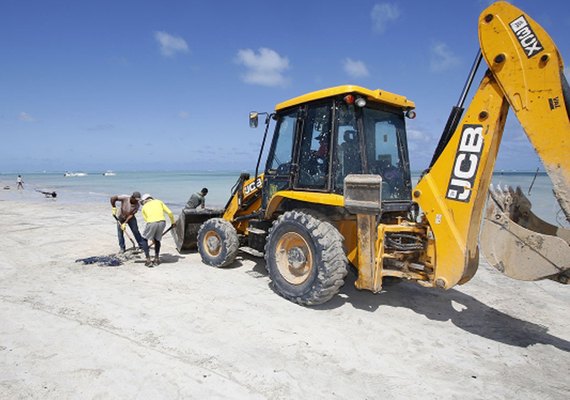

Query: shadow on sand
[157,253,185,264]
[245,257,570,351]
[133,252,185,265]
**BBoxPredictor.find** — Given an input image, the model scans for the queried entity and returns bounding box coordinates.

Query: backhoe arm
[413,1,569,289]
[413,73,508,288]
[479,1,570,221]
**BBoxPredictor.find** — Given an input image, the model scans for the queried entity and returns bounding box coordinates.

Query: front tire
[197,218,239,267]
[265,211,348,305]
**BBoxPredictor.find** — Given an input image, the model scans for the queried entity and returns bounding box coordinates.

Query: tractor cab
[257,85,416,213]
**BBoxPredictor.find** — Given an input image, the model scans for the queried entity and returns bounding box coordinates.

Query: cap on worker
[141,193,152,201]
[132,191,142,200]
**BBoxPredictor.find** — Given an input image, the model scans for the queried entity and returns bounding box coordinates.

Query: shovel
[113,215,136,250]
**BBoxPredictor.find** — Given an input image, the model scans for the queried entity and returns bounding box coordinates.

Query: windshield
[361,106,411,201]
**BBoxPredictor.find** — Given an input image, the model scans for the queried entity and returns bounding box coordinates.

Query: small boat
[103,170,116,176]
[64,172,87,177]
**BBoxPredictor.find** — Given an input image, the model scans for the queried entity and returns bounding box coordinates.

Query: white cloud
[371,3,400,33]
[154,31,189,57]
[565,67,570,80]
[178,111,189,119]
[408,129,431,143]
[18,112,34,122]
[430,42,460,72]
[235,48,290,87]
[406,128,435,164]
[343,58,369,78]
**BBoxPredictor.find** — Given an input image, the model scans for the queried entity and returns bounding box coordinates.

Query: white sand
[0,198,569,399]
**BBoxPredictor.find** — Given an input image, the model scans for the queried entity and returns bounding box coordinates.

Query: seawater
[0,171,241,214]
[1,171,567,226]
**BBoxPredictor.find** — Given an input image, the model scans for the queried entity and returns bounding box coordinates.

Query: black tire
[264,210,348,305]
[197,218,239,267]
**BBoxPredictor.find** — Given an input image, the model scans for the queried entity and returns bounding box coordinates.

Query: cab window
[296,103,332,189]
[362,107,409,200]
[334,101,362,189]
[267,110,297,174]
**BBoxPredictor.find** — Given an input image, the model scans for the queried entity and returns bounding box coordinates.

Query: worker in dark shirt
[110,191,147,253]
[186,188,208,209]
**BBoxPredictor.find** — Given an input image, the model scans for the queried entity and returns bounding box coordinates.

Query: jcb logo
[446,125,484,203]
[510,15,543,58]
[244,178,263,195]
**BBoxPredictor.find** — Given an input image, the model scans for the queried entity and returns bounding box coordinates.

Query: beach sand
[0,198,569,399]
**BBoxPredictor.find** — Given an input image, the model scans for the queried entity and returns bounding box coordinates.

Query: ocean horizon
[1,170,566,227]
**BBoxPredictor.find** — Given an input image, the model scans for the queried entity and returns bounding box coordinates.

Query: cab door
[262,108,299,208]
[293,101,333,191]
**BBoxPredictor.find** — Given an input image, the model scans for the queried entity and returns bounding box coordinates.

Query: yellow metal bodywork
[336,219,358,267]
[479,2,570,221]
[264,190,344,217]
[412,1,569,289]
[353,214,379,292]
[276,85,415,112]
[222,174,263,234]
[414,75,508,288]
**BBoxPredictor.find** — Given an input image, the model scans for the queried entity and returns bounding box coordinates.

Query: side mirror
[249,112,259,128]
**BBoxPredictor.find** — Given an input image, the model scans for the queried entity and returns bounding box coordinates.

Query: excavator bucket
[172,208,224,252]
[480,185,570,284]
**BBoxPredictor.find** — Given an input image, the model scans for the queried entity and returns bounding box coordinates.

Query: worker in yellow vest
[140,193,176,267]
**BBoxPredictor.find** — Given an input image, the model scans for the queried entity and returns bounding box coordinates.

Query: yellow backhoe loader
[174,1,569,305]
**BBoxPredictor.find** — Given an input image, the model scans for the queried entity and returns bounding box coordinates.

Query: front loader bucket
[173,208,224,252]
[481,186,570,284]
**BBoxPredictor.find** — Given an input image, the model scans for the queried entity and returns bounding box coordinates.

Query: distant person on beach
[36,189,57,198]
[17,175,24,190]
[186,188,208,209]
[110,191,147,254]
[140,193,176,267]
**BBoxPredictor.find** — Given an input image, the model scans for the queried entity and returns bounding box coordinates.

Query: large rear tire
[264,210,348,305]
[197,218,239,267]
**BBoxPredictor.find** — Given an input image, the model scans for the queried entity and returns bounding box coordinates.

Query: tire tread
[198,218,239,268]
[265,210,348,305]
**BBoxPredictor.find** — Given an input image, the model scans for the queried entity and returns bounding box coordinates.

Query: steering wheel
[276,162,291,174]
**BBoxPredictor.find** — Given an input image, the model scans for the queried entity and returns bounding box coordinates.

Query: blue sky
[1,0,569,173]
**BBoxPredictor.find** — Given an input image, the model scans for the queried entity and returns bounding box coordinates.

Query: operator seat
[341,130,360,175]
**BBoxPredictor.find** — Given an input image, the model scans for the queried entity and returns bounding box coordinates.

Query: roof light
[406,109,417,119]
[343,94,355,105]
[355,97,367,108]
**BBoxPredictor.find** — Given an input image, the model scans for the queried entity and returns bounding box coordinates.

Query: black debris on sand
[76,255,123,267]
[75,249,143,267]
